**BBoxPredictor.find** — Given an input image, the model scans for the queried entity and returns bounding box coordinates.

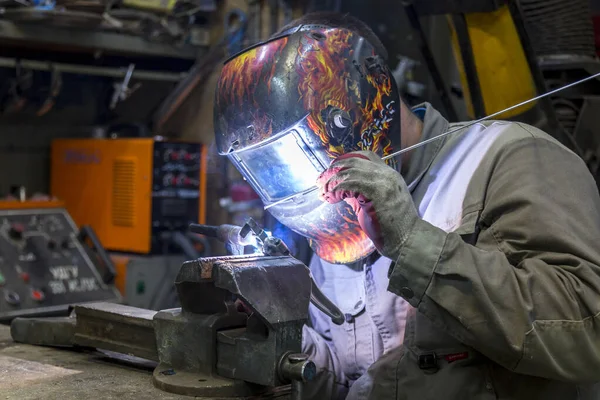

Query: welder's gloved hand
[316,151,419,260]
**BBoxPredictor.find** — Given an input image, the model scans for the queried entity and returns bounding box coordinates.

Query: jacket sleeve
[388,135,600,382]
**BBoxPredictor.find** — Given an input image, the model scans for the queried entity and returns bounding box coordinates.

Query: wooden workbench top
[0,324,189,400]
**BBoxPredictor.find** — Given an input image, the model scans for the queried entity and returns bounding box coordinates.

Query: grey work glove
[315,150,419,261]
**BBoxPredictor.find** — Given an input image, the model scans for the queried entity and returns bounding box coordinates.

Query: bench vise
[11,254,316,399]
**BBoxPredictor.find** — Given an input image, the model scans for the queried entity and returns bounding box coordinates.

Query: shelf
[0,21,199,60]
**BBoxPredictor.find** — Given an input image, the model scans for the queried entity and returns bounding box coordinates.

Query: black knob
[48,239,57,250]
[4,290,20,306]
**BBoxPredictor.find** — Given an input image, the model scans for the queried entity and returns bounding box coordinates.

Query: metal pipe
[402,0,459,122]
[451,13,486,119]
[0,57,185,82]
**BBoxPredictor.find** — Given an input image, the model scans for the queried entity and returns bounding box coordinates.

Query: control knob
[61,238,71,249]
[176,175,189,186]
[163,174,174,186]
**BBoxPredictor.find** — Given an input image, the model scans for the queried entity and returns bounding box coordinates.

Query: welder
[213,12,600,400]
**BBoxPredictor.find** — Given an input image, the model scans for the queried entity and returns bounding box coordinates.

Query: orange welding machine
[50,138,207,254]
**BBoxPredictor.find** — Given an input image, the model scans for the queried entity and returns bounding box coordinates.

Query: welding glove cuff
[316,151,420,261]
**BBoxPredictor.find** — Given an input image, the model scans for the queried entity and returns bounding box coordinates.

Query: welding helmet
[214,23,401,264]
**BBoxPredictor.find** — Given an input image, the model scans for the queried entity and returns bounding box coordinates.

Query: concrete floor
[0,324,190,400]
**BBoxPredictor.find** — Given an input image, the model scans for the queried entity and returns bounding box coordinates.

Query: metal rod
[264,71,600,210]
[383,70,600,160]
[0,57,186,82]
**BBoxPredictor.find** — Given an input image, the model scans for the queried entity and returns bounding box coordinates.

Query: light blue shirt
[302,255,410,399]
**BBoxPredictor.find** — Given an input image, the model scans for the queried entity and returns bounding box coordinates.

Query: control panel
[151,142,201,235]
[0,208,121,321]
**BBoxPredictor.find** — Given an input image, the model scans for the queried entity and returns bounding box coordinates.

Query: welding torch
[264,71,600,210]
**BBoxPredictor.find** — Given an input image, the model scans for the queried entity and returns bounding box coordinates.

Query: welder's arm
[302,325,349,400]
[318,139,600,383]
[400,139,600,382]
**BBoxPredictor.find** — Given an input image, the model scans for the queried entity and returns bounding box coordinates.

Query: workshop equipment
[0,200,121,322]
[111,253,186,310]
[50,138,207,254]
[264,71,600,210]
[11,254,317,399]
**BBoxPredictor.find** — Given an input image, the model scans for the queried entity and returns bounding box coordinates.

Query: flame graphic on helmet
[306,205,375,264]
[294,28,395,161]
[291,28,396,263]
[296,29,357,158]
[360,74,395,156]
[218,37,289,108]
[295,29,355,158]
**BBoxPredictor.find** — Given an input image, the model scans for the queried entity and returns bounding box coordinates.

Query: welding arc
[265,71,600,210]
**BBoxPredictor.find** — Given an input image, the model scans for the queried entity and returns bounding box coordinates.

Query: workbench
[0,323,188,400]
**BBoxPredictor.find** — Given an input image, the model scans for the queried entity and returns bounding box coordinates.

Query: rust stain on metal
[198,259,214,279]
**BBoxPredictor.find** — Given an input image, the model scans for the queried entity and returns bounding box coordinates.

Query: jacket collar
[403,102,450,191]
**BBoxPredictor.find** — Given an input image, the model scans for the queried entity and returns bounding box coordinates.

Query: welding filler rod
[264,71,600,210]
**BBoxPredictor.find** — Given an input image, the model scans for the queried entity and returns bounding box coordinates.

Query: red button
[184,177,191,185]
[31,289,44,302]
[20,272,29,283]
[184,153,192,160]
[171,152,179,160]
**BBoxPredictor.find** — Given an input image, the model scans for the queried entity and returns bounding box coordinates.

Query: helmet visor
[228,116,327,203]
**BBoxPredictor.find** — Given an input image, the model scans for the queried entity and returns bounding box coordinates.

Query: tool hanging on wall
[264,70,600,210]
[37,63,62,117]
[110,63,141,110]
[2,61,33,115]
